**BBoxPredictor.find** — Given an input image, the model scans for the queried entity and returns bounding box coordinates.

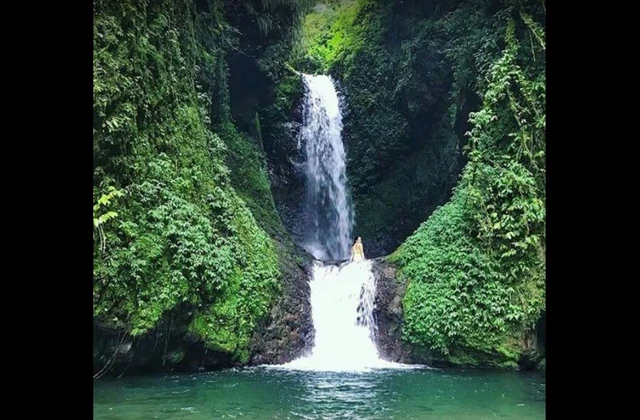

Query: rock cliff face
[261,76,309,249]
[250,254,315,365]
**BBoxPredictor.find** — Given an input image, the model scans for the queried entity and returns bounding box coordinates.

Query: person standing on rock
[350,237,365,262]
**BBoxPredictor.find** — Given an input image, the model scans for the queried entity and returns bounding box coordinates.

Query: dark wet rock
[93,306,203,376]
[250,249,315,365]
[371,257,412,363]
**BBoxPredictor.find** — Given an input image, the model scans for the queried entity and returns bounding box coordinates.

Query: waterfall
[283,260,409,371]
[298,74,353,261]
[271,74,415,372]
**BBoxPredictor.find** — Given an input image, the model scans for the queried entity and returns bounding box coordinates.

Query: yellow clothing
[351,242,364,261]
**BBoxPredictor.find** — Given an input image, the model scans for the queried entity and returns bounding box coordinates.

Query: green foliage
[93,151,280,354]
[293,0,363,73]
[390,11,545,367]
[93,186,124,253]
[93,0,285,361]
[220,122,284,239]
[273,72,303,118]
[188,192,280,362]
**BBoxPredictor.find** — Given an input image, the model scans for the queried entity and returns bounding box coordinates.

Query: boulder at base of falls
[249,253,315,365]
[371,257,413,363]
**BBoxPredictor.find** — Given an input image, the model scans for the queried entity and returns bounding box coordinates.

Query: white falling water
[282,260,408,372]
[298,74,353,261]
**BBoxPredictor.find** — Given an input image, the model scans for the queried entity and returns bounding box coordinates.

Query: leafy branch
[93,186,124,253]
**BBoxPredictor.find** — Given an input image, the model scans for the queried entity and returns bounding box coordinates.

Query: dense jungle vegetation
[93,0,545,372]
[93,0,312,365]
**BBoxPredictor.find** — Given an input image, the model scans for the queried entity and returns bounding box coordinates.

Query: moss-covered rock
[373,257,545,370]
